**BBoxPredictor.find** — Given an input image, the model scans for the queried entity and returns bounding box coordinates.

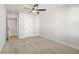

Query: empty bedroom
[0,4,79,54]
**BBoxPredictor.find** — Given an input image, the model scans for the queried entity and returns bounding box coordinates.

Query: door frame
[6,13,19,40]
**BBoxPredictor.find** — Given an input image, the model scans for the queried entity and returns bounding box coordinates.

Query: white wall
[19,13,39,39]
[33,13,39,36]
[39,5,79,49]
[0,5,6,51]
[7,13,18,18]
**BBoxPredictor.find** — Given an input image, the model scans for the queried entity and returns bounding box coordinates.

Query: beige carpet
[1,36,79,54]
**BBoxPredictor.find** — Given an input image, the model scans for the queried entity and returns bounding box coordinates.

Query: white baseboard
[40,35,79,50]
[19,34,40,39]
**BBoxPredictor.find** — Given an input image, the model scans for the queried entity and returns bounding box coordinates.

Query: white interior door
[19,13,33,38]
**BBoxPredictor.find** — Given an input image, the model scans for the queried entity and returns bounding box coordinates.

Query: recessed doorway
[6,16,18,40]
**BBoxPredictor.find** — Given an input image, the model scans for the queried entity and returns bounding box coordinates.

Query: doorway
[6,17,18,40]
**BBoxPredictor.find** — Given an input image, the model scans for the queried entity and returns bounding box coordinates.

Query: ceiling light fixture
[32,10,37,13]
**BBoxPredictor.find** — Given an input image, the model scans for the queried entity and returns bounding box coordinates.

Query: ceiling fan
[24,4,46,14]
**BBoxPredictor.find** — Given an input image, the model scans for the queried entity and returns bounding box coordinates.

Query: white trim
[19,34,40,39]
[40,35,79,50]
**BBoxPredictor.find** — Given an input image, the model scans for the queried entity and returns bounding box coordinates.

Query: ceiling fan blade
[24,7,32,10]
[37,9,46,11]
[28,11,33,13]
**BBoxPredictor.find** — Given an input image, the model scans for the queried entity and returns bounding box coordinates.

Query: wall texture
[39,5,79,49]
[0,5,6,51]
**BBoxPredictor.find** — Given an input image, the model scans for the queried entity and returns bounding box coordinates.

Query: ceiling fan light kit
[32,10,37,13]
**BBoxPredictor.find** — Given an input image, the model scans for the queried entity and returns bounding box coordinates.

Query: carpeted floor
[1,36,79,54]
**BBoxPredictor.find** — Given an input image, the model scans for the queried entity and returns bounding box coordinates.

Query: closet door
[19,13,33,38]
